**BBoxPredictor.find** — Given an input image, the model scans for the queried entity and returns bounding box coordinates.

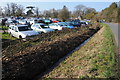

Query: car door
[12,26,19,38]
[10,26,15,36]
[35,24,42,32]
[31,24,36,30]
[51,23,58,29]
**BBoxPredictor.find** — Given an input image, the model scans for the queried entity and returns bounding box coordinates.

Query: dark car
[66,20,81,27]
[37,19,52,24]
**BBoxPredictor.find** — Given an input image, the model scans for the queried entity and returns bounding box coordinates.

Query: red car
[52,18,61,23]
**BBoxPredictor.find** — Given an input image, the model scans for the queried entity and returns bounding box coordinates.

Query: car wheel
[41,32,44,34]
[19,35,22,39]
[9,33,13,37]
[55,29,58,31]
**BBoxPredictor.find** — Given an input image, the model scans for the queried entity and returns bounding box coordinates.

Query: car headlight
[22,34,27,38]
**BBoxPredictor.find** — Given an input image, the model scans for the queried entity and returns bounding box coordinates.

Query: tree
[35,7,39,17]
[84,8,96,14]
[16,5,24,16]
[58,5,70,21]
[85,12,96,19]
[73,5,86,19]
[0,6,3,16]
[11,3,18,16]
[6,3,11,16]
[98,2,118,22]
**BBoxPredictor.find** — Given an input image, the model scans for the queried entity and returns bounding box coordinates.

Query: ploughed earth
[2,23,101,80]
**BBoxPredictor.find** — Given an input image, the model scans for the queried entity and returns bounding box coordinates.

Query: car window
[14,27,18,32]
[12,26,14,30]
[35,24,40,28]
[40,24,48,28]
[54,24,58,26]
[32,25,35,27]
[18,26,32,31]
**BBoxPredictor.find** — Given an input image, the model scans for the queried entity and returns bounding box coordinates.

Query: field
[2,23,100,80]
[42,23,118,79]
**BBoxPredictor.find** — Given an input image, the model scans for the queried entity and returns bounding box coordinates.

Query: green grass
[93,23,117,78]
[43,23,118,78]
[1,32,16,40]
[0,26,16,40]
[0,26,8,30]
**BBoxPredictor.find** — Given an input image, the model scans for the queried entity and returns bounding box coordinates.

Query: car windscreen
[18,26,32,31]
[12,20,18,23]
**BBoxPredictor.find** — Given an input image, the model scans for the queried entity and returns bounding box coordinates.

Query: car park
[31,23,54,33]
[8,24,39,39]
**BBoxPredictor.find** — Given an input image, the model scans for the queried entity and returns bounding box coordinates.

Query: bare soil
[2,24,100,80]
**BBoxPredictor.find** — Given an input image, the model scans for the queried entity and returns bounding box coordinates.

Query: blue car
[57,22,74,29]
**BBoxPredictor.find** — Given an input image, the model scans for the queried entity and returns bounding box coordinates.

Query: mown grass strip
[43,23,118,79]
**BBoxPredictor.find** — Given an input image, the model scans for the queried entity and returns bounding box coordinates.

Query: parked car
[58,22,74,29]
[27,18,38,25]
[37,19,52,24]
[31,23,54,33]
[6,19,19,27]
[68,19,81,27]
[8,24,39,38]
[51,18,61,23]
[18,20,27,25]
[49,22,68,30]
[80,20,89,25]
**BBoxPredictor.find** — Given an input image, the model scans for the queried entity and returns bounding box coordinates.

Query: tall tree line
[97,2,119,22]
[0,3,97,21]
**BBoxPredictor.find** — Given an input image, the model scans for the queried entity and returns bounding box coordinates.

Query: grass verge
[0,32,16,40]
[43,23,118,79]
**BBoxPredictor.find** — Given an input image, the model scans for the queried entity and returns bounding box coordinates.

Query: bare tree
[35,7,39,17]
[7,3,11,16]
[16,5,24,16]
[43,10,52,18]
[4,3,11,16]
[11,3,18,16]
[85,8,96,14]
[0,6,3,16]
[74,5,86,17]
[51,8,59,18]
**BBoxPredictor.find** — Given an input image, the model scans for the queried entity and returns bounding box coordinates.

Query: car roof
[57,22,66,23]
[16,25,28,27]
[34,23,45,25]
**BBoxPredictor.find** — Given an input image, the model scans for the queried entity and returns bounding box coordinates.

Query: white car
[49,23,67,30]
[31,23,54,33]
[8,24,39,39]
[27,19,38,25]
[18,20,27,24]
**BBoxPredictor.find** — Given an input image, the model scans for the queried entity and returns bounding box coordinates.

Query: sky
[0,1,119,12]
